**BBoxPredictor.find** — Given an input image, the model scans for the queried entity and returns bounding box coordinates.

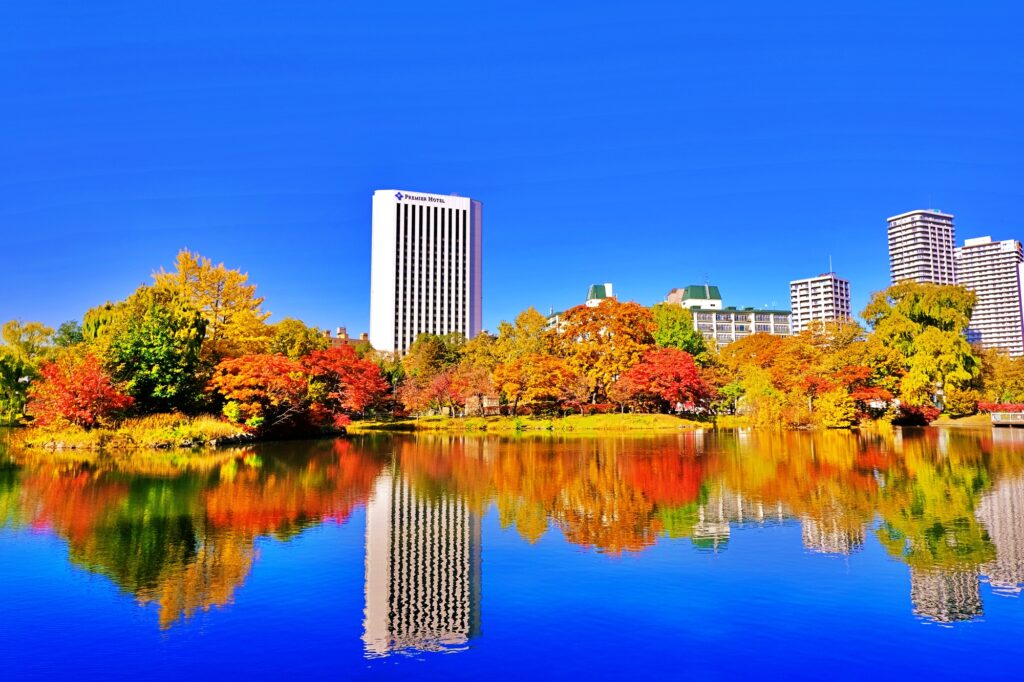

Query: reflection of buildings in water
[992,426,1024,446]
[909,568,983,623]
[363,471,481,656]
[800,516,865,556]
[976,475,1024,596]
[692,485,788,552]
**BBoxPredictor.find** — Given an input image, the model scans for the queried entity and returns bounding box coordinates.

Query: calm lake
[2,427,1024,680]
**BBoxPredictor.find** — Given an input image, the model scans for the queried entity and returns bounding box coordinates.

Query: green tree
[1,320,53,365]
[0,350,31,424]
[403,333,465,380]
[0,320,53,424]
[102,287,208,412]
[53,320,85,348]
[268,318,329,359]
[650,303,709,363]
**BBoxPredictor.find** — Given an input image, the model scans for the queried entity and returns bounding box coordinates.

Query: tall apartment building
[955,237,1024,357]
[666,284,791,346]
[887,209,957,285]
[789,272,852,333]
[369,190,483,354]
[363,470,481,655]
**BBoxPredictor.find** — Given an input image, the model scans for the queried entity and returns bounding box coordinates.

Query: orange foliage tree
[208,354,307,429]
[549,300,655,402]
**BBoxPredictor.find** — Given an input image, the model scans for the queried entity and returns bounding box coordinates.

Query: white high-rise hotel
[955,237,1024,357]
[887,209,957,285]
[370,190,483,353]
[789,272,852,333]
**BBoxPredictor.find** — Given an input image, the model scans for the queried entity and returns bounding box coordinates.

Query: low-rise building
[666,284,723,310]
[548,283,616,330]
[586,282,614,307]
[690,307,792,346]
[325,326,369,350]
[666,284,791,345]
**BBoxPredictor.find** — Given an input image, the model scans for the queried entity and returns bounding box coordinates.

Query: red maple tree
[616,348,710,412]
[27,354,134,429]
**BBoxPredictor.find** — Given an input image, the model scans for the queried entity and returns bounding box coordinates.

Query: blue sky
[1,1,1022,334]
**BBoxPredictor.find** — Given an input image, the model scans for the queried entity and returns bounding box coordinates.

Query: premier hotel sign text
[395,191,447,204]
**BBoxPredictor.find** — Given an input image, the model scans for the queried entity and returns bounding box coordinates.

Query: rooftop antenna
[829,254,833,274]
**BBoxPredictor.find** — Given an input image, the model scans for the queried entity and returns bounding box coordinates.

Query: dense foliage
[7,254,1022,433]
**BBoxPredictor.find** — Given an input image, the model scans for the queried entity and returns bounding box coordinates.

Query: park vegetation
[3,251,1024,447]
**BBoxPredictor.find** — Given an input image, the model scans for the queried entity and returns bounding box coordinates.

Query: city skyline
[2,3,1023,336]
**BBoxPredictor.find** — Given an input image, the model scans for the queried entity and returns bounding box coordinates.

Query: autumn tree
[26,354,134,429]
[403,333,464,380]
[977,348,1024,404]
[153,249,271,360]
[398,333,466,414]
[494,353,575,415]
[208,355,307,429]
[615,348,711,413]
[304,345,389,418]
[548,299,655,402]
[494,308,549,364]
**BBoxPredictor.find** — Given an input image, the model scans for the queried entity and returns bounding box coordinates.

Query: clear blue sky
[2,1,1022,334]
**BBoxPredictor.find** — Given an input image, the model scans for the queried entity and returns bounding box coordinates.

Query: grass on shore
[17,413,249,451]
[931,413,993,428]
[349,412,719,433]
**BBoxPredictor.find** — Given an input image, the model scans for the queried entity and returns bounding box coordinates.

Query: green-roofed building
[585,282,614,307]
[666,284,723,310]
[665,283,791,346]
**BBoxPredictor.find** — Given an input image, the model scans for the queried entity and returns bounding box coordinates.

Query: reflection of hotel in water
[909,475,1024,623]
[363,469,481,656]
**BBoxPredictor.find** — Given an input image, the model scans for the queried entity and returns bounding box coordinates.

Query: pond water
[2,427,1024,680]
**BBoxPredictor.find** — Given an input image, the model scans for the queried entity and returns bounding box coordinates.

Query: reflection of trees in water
[3,440,384,629]
[390,429,1024,623]
[6,428,1024,629]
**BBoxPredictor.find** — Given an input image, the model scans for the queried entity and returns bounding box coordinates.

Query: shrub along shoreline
[4,250,1020,453]
[15,414,253,451]
[349,413,727,433]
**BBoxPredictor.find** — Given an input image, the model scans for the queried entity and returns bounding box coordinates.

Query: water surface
[2,428,1023,680]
